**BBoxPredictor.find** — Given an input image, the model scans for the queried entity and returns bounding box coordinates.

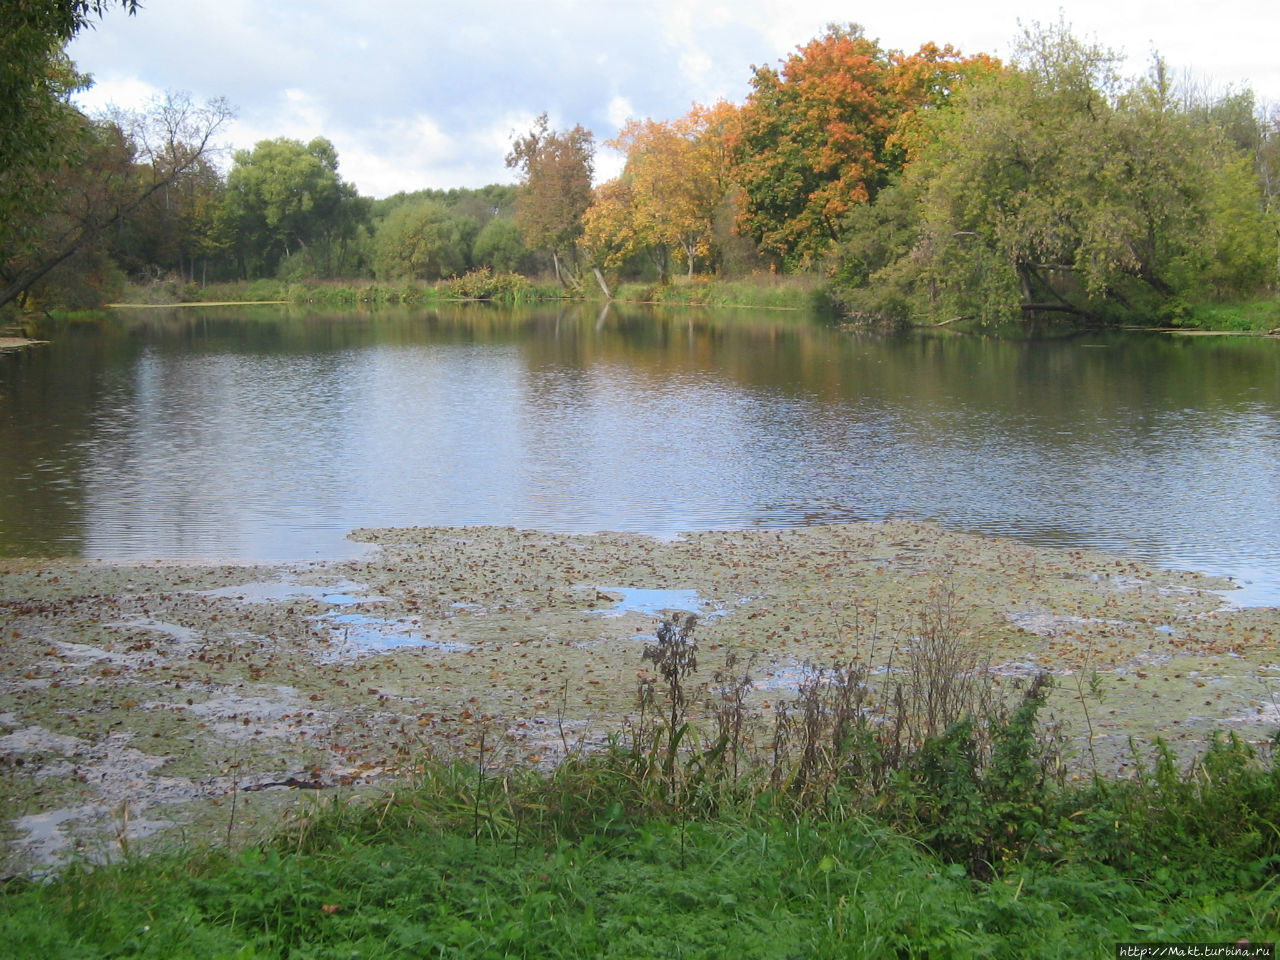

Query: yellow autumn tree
[600,100,738,280]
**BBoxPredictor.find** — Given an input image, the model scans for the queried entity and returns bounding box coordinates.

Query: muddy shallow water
[2,521,1277,874]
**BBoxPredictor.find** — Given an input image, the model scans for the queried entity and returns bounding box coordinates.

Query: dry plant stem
[1074,669,1102,784]
[556,681,570,758]
[114,801,130,859]
[226,749,241,850]
[474,726,487,844]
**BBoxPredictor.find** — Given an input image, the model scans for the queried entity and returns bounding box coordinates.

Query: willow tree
[892,21,1276,323]
[373,200,471,281]
[505,113,594,289]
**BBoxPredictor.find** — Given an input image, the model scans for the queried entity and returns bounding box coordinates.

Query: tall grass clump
[612,273,830,311]
[438,268,561,303]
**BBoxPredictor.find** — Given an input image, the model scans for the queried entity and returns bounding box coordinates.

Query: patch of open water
[2,311,1277,607]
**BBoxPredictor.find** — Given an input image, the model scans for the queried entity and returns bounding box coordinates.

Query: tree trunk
[681,239,696,280]
[592,266,612,300]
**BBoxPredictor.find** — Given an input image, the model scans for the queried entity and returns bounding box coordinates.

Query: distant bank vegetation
[3,8,1278,330]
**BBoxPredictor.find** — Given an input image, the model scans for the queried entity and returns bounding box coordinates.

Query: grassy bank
[115,271,565,309]
[3,705,1278,958]
[610,274,831,312]
[1174,298,1280,333]
[110,271,836,313]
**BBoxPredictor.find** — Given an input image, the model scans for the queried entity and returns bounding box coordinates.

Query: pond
[2,303,1278,604]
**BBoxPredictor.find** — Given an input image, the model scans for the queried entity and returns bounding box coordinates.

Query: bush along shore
[2,522,1279,955]
[109,270,831,314]
[103,272,1280,336]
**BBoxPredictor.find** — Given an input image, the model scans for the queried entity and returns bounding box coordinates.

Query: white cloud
[607,96,635,128]
[73,74,161,115]
[64,0,1280,199]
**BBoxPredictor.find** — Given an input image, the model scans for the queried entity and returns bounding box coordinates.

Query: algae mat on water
[1,521,1277,874]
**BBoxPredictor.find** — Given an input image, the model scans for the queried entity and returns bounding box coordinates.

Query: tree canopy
[731,24,996,269]
[224,137,368,280]
[833,21,1278,324]
[506,114,594,288]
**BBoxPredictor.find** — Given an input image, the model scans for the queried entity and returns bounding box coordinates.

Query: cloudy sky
[68,0,1280,198]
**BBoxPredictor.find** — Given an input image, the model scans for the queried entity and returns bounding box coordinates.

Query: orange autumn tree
[505,113,594,289]
[732,23,994,269]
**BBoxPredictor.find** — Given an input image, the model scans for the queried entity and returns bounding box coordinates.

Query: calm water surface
[2,304,1277,604]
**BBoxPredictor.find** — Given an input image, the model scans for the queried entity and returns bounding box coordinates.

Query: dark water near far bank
[2,304,1278,604]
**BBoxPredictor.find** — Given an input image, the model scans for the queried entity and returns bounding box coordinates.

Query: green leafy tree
[373,200,471,280]
[505,113,594,288]
[1,1,137,172]
[1260,107,1280,285]
[471,217,530,273]
[224,137,368,279]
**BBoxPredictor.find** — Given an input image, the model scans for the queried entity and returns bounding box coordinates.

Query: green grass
[611,274,831,312]
[4,736,1279,958]
[5,795,1274,958]
[1180,298,1280,332]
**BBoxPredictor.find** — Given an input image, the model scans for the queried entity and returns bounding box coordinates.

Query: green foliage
[889,675,1055,875]
[3,725,1278,959]
[1183,299,1280,331]
[0,2,135,175]
[225,137,368,281]
[373,200,474,281]
[471,217,531,273]
[831,20,1279,325]
[1067,733,1280,891]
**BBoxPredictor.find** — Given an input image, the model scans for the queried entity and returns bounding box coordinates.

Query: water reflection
[0,304,1277,603]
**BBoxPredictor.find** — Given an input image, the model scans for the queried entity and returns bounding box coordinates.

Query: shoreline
[0,336,49,352]
[2,520,1277,873]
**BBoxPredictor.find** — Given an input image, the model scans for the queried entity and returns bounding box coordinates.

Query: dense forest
[3,2,1278,324]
